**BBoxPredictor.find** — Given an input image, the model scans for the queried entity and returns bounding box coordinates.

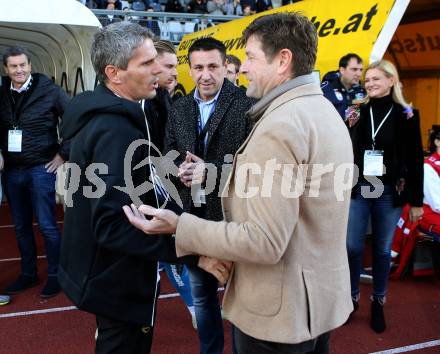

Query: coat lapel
[185,95,199,153]
[206,80,234,148]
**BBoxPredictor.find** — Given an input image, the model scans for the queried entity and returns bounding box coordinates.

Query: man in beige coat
[124,12,354,354]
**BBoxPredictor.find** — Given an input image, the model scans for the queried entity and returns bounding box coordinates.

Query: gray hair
[91,21,154,84]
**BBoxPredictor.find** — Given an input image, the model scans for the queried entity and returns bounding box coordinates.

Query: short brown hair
[154,40,176,56]
[243,12,317,77]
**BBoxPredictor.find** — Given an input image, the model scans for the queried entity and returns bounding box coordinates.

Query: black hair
[188,37,226,66]
[3,46,31,66]
[339,53,362,69]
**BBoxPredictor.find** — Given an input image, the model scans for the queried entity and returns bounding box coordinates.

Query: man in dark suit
[164,37,255,354]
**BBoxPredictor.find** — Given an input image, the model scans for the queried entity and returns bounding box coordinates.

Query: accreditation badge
[363,150,384,176]
[193,186,206,206]
[8,129,23,152]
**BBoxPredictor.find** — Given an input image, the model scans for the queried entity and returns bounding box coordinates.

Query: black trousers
[95,283,160,354]
[234,326,331,354]
[95,315,154,354]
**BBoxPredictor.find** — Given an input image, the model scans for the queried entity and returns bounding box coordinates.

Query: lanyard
[370,105,393,149]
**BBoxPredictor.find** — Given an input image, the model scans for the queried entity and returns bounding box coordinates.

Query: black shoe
[5,275,39,294]
[371,298,386,333]
[40,277,61,298]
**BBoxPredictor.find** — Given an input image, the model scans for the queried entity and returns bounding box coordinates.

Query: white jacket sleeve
[423,163,440,213]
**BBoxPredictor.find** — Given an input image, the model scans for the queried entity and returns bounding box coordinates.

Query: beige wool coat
[175,75,354,344]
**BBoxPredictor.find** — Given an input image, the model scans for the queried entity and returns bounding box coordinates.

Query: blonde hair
[363,59,412,109]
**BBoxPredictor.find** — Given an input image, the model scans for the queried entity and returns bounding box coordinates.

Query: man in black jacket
[164,37,255,354]
[59,22,229,354]
[0,46,69,299]
[321,53,365,120]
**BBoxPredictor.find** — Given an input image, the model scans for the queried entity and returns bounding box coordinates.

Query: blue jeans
[189,266,223,354]
[159,262,193,308]
[347,184,402,300]
[4,165,61,276]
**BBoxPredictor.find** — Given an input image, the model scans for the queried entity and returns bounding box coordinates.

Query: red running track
[0,204,440,353]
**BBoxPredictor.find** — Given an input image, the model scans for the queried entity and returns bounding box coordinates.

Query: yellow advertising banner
[386,19,440,71]
[176,0,409,95]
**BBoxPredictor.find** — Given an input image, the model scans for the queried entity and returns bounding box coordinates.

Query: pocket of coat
[235,260,284,316]
[302,266,350,337]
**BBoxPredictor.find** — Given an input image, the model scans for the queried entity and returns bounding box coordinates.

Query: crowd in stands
[78,0,275,15]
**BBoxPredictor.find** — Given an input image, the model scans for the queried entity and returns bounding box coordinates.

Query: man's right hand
[0,151,4,172]
[178,152,206,187]
[198,256,233,285]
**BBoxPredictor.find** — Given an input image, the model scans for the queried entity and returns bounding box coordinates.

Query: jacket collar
[247,73,318,123]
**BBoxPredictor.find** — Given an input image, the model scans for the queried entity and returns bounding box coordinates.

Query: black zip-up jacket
[58,85,197,325]
[350,96,424,207]
[0,74,70,168]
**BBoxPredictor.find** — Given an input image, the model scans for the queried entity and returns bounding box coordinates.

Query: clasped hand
[178,151,206,187]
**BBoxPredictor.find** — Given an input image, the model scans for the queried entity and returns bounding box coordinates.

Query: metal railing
[91,9,241,44]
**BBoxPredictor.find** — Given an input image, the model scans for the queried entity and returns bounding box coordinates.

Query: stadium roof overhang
[0,0,101,93]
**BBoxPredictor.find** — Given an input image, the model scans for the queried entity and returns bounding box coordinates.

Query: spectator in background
[321,53,365,121]
[255,0,272,12]
[78,0,98,8]
[131,0,148,10]
[225,54,241,86]
[187,0,207,13]
[165,0,185,12]
[99,0,122,9]
[0,46,70,299]
[144,7,161,36]
[242,3,253,15]
[421,127,440,236]
[100,0,123,26]
[347,59,424,333]
[207,0,226,15]
[225,0,243,15]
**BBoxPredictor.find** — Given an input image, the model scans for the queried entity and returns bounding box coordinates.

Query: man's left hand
[123,204,179,234]
[45,153,64,173]
[198,256,233,285]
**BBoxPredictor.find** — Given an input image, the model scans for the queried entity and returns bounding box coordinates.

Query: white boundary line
[0,221,63,229]
[0,255,46,262]
[370,339,440,354]
[0,288,224,319]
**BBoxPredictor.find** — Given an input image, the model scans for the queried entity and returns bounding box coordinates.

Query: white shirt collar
[10,74,32,93]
